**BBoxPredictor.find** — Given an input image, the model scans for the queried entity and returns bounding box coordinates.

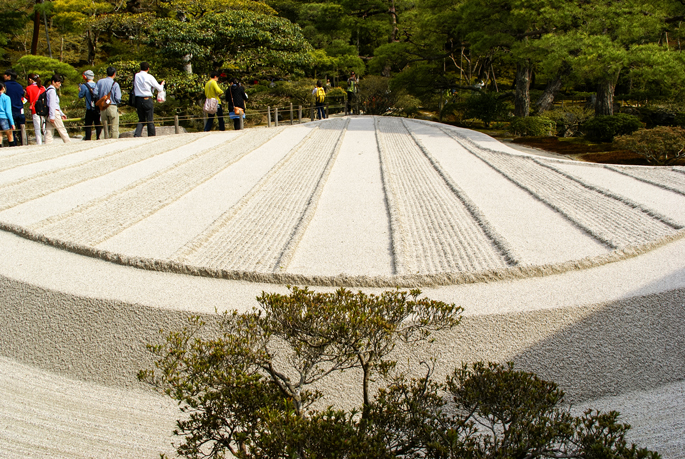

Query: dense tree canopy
[1,0,684,119]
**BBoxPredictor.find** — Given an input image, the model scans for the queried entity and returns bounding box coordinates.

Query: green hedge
[582,114,641,142]
[510,116,556,137]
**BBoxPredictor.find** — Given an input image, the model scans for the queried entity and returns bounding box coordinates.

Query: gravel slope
[0,118,683,457]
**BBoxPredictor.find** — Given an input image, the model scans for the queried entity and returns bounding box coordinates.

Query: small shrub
[546,106,594,137]
[358,75,397,115]
[615,126,685,165]
[582,113,641,142]
[462,91,509,127]
[510,116,556,136]
[395,93,421,117]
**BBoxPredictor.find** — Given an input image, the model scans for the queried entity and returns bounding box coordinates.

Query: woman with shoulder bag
[204,71,224,131]
[227,78,247,130]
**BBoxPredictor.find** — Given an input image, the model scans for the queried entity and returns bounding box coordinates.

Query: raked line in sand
[0,117,683,287]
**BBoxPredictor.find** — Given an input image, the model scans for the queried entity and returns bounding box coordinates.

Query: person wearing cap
[78,70,101,140]
[95,66,122,139]
[133,62,164,137]
[3,69,26,146]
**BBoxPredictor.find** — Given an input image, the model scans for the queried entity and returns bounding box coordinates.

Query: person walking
[45,74,71,144]
[227,79,247,131]
[204,70,225,132]
[312,81,326,120]
[95,66,121,139]
[78,70,101,140]
[3,69,25,145]
[133,62,164,137]
[346,71,358,115]
[25,74,46,145]
[0,82,16,147]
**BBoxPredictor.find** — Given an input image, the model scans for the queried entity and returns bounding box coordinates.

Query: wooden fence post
[239,115,244,130]
[20,124,28,145]
[290,103,294,125]
[298,105,302,124]
[275,108,279,127]
[267,106,272,128]
[174,115,180,134]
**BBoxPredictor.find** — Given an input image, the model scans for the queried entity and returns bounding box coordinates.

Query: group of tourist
[203,70,248,132]
[0,70,73,146]
[0,62,164,146]
[1,64,361,146]
[308,71,359,121]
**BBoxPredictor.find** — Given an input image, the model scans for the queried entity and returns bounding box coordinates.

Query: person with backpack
[95,66,121,139]
[312,81,326,120]
[3,69,25,146]
[45,74,71,144]
[78,70,101,140]
[26,74,46,145]
[0,82,16,147]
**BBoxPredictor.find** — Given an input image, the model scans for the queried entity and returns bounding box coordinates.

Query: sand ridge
[0,117,683,286]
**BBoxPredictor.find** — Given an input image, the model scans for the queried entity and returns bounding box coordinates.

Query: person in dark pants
[78,70,101,140]
[346,71,358,116]
[204,70,225,131]
[133,62,164,137]
[3,69,25,145]
[312,80,326,120]
[227,79,247,130]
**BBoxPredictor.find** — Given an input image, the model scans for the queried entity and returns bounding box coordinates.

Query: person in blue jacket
[3,69,25,145]
[0,82,17,147]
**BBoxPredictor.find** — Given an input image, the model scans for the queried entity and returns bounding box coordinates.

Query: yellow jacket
[205,79,224,100]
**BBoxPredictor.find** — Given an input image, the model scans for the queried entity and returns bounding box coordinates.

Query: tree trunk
[388,0,399,43]
[31,10,40,54]
[514,62,531,117]
[86,30,97,65]
[535,77,563,113]
[595,80,614,115]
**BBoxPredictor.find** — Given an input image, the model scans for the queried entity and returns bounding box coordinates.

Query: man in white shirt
[133,62,164,137]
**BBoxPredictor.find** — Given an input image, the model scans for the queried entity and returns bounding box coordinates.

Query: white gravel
[0,117,682,284]
[0,356,178,459]
[575,380,685,458]
[0,118,684,457]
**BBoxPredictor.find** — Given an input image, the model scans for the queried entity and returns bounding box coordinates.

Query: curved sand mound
[1,117,683,286]
[1,117,684,458]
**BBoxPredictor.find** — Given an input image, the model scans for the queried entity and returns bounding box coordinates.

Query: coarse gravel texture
[1,117,683,286]
[1,117,684,458]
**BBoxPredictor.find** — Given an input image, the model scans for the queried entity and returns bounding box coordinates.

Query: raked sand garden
[0,117,684,457]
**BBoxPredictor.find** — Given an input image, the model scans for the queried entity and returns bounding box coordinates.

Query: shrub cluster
[462,91,509,127]
[546,106,594,137]
[141,287,660,459]
[637,106,685,129]
[582,114,641,142]
[615,126,685,165]
[510,115,556,136]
